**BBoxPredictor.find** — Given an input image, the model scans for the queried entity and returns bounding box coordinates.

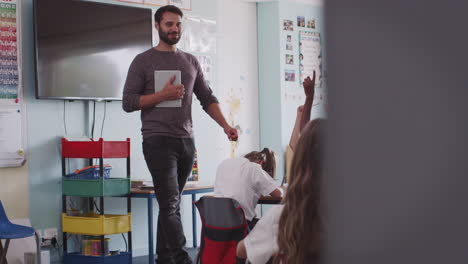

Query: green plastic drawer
[63,178,130,197]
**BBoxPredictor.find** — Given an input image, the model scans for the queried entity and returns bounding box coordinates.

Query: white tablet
[154,70,182,108]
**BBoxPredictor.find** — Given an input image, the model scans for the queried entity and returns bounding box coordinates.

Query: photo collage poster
[281,13,326,113]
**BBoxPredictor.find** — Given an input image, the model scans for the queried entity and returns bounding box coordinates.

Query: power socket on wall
[38,228,58,247]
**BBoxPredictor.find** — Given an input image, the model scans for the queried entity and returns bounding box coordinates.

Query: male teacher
[122,5,238,264]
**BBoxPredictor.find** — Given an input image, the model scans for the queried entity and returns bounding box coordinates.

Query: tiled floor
[133,247,199,264]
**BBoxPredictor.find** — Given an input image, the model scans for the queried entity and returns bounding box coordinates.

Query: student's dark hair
[154,5,183,24]
[244,148,276,178]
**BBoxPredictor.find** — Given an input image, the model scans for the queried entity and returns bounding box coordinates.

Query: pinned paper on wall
[0,0,24,167]
[117,0,144,3]
[299,31,322,87]
[144,0,167,6]
[168,0,191,10]
[195,55,213,86]
[183,17,216,53]
[115,0,191,10]
[0,108,25,167]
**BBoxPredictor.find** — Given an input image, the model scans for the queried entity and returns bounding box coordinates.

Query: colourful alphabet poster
[0,0,18,99]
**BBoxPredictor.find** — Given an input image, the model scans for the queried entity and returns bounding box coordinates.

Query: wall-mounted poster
[144,0,167,6]
[283,19,293,31]
[184,16,216,53]
[297,16,305,27]
[114,0,191,10]
[0,1,19,99]
[285,69,295,82]
[195,55,213,86]
[307,19,316,29]
[299,31,322,87]
[0,0,25,168]
[169,0,191,10]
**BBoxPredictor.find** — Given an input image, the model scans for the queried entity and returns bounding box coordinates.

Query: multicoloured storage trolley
[61,138,132,264]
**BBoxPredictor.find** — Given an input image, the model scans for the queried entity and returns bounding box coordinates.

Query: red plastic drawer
[61,138,130,158]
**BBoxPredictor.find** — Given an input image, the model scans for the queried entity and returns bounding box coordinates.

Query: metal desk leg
[148,196,154,264]
[192,193,197,248]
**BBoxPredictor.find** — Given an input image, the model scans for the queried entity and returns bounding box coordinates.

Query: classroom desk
[131,185,214,263]
[258,195,282,204]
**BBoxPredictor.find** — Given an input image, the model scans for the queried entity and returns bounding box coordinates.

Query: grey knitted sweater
[122,48,218,139]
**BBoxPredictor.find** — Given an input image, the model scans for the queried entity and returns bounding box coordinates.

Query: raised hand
[302,70,316,99]
[297,105,304,115]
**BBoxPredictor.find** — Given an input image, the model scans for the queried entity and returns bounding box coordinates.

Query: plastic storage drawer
[63,252,132,264]
[62,138,130,158]
[65,165,112,180]
[62,213,132,235]
[62,178,130,197]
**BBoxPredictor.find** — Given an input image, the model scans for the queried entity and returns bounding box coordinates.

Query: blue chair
[0,201,41,264]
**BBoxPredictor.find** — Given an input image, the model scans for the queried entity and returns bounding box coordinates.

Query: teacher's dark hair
[154,5,183,24]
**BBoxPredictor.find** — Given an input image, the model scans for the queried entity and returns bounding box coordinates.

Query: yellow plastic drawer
[62,213,131,235]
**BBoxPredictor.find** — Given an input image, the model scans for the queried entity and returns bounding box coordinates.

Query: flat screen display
[33,0,152,100]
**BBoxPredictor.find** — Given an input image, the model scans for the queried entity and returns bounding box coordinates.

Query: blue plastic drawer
[65,165,112,180]
[63,252,132,264]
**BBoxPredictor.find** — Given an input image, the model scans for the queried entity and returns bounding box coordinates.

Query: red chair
[195,196,248,264]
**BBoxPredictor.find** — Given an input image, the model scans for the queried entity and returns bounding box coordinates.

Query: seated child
[214,148,283,229]
[236,118,325,264]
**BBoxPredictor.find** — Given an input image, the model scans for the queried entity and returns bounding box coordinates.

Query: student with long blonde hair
[236,119,325,264]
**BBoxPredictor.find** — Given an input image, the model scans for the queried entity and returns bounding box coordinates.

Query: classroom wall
[258,0,325,183]
[0,166,29,219]
[16,0,259,259]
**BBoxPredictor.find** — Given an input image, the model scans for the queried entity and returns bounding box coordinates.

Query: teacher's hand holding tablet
[161,75,185,100]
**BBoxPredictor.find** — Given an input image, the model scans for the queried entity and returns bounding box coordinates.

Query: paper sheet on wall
[194,55,213,86]
[0,0,24,167]
[299,31,322,87]
[114,0,191,10]
[0,108,24,167]
[144,0,167,6]
[169,0,191,10]
[183,17,216,54]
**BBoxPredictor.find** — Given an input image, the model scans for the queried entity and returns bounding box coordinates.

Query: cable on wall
[91,101,96,139]
[100,101,107,139]
[63,100,67,136]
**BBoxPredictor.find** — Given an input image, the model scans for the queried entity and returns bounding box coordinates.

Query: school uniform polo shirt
[244,205,284,264]
[214,157,279,221]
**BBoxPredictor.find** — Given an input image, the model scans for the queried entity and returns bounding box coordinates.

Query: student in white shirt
[237,118,325,264]
[214,148,283,229]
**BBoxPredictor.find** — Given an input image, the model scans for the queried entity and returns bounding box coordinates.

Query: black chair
[195,196,248,264]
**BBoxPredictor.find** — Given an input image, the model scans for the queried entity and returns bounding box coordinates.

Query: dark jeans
[143,136,195,264]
